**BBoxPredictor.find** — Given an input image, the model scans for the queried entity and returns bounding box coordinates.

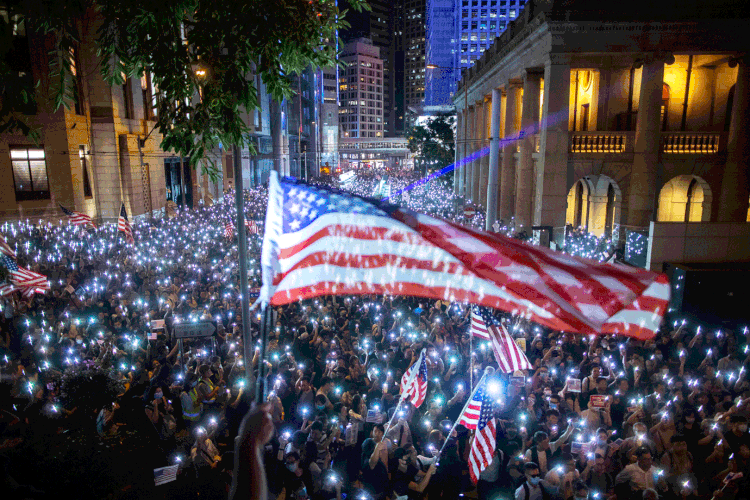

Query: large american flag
[60,204,96,229]
[473,306,532,373]
[225,222,234,239]
[258,172,669,339]
[0,234,15,258]
[0,255,50,297]
[117,204,134,244]
[400,350,428,408]
[470,308,491,340]
[461,378,496,483]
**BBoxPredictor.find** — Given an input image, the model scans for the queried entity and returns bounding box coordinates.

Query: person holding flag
[117,203,134,244]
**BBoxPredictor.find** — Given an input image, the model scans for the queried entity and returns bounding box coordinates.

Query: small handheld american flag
[225,222,234,239]
[117,204,134,244]
[472,306,532,373]
[0,255,50,297]
[0,234,16,258]
[59,204,96,229]
[464,377,497,484]
[245,219,259,234]
[400,349,428,408]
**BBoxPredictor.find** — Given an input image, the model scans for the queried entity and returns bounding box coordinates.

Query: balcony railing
[662,133,721,154]
[570,132,628,153]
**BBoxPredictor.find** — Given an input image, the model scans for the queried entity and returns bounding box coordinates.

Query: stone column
[464,105,477,201]
[471,101,483,203]
[717,57,750,221]
[516,70,542,230]
[536,58,571,245]
[500,83,521,221]
[486,88,502,230]
[479,98,490,207]
[628,57,665,227]
[455,110,463,196]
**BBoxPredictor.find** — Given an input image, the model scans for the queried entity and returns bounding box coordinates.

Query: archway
[566,175,622,238]
[657,175,713,222]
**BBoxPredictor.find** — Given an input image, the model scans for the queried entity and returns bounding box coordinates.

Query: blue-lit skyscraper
[425,0,527,106]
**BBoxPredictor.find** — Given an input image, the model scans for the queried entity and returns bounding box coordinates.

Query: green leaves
[1,0,368,176]
[407,113,457,178]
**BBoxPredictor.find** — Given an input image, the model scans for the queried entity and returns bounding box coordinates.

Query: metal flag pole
[437,365,495,458]
[470,327,474,390]
[233,144,254,388]
[383,349,426,437]
[255,303,273,402]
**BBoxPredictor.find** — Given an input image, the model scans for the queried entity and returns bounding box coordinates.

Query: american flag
[154,465,179,486]
[117,204,134,244]
[59,204,96,229]
[0,282,19,297]
[470,308,491,340]
[225,222,234,239]
[245,220,259,234]
[462,378,496,484]
[0,234,15,258]
[0,255,50,295]
[473,306,532,373]
[400,350,428,408]
[258,171,669,340]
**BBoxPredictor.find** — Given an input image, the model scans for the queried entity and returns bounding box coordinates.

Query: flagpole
[470,328,474,390]
[383,348,425,437]
[437,365,495,458]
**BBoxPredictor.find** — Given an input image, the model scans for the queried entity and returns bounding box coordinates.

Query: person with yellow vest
[181,373,203,431]
[196,364,223,412]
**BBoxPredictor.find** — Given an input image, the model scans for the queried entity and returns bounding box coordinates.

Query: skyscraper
[403,0,427,110]
[339,38,385,139]
[425,0,527,106]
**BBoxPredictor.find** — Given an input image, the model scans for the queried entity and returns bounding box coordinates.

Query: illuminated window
[10,146,50,200]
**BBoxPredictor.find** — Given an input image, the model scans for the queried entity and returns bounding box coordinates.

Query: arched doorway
[657,175,713,222]
[566,175,622,238]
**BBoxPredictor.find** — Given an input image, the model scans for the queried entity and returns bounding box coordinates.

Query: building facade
[339,137,411,170]
[404,0,428,109]
[0,11,183,223]
[425,0,527,106]
[339,39,386,140]
[454,0,750,246]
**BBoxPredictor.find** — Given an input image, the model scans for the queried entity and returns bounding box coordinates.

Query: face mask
[686,417,695,424]
[740,425,748,433]
[76,338,83,344]
[155,392,163,399]
[316,405,326,411]
[528,477,541,486]
[286,463,298,472]
[549,403,558,410]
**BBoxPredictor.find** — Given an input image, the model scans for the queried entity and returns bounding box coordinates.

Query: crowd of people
[0,171,748,500]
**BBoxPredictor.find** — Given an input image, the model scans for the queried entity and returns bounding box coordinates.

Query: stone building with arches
[453,0,750,248]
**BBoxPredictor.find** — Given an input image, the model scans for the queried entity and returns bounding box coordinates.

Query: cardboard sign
[589,395,609,408]
[567,378,582,393]
[515,338,526,352]
[510,376,526,387]
[151,320,166,331]
[65,285,75,294]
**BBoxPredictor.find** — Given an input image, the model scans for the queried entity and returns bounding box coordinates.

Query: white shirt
[616,463,658,491]
[515,482,543,500]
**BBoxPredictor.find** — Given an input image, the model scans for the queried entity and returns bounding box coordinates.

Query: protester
[0,173,747,500]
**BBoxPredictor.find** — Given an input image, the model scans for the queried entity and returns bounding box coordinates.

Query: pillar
[486,88,502,230]
[471,101,483,203]
[717,58,750,221]
[465,105,475,202]
[536,58,571,245]
[627,57,665,227]
[455,111,463,196]
[516,70,542,230]
[500,83,520,221]
[478,98,490,208]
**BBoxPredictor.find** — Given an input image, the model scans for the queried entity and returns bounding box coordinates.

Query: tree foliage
[406,114,456,177]
[0,0,369,179]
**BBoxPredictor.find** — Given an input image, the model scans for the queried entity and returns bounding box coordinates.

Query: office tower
[339,38,385,139]
[403,0,427,110]
[425,0,527,106]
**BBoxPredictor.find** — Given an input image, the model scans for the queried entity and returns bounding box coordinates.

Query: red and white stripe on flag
[0,234,16,258]
[259,172,669,340]
[470,309,490,340]
[473,307,533,373]
[117,204,134,244]
[457,378,497,483]
[225,222,234,239]
[399,351,428,408]
[245,220,259,234]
